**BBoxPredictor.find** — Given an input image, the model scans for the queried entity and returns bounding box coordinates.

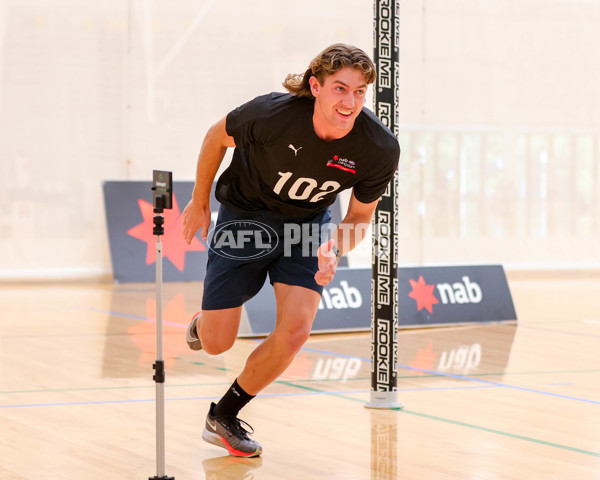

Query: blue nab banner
[240,264,516,336]
[397,265,517,327]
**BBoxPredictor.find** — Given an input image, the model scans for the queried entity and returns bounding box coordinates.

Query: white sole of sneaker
[201,428,262,458]
[186,313,202,350]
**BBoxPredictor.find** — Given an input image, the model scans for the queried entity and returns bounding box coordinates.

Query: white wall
[1,0,599,280]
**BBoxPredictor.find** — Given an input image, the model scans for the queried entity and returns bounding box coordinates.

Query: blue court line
[398,365,600,405]
[518,324,600,339]
[2,372,592,395]
[0,391,353,408]
[88,308,152,322]
[296,345,600,406]
[298,345,371,361]
[0,385,499,409]
[88,308,187,328]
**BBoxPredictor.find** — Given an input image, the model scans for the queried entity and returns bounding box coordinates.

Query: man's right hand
[182,199,211,244]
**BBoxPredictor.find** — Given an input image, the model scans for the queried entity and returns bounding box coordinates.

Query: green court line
[1,368,599,395]
[396,368,600,380]
[399,410,600,458]
[0,382,234,395]
[277,380,600,458]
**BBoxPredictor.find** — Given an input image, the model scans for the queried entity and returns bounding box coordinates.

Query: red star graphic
[408,342,437,376]
[127,195,206,271]
[408,275,439,314]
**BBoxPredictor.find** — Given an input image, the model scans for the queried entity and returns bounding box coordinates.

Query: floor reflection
[101,281,518,387]
[202,455,262,480]
[370,410,398,480]
[398,323,517,378]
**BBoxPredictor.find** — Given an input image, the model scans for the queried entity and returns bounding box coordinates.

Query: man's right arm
[182,116,236,244]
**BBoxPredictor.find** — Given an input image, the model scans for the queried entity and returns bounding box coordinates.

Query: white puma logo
[288,144,302,156]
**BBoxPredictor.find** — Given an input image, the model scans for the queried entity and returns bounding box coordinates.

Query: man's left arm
[314,192,378,286]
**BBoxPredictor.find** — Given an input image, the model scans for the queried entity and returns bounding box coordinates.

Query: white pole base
[365,391,404,409]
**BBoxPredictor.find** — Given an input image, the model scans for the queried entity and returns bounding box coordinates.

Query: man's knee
[200,334,235,355]
[277,318,313,354]
[198,308,242,355]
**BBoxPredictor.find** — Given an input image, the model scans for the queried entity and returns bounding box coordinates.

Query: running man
[182,43,400,457]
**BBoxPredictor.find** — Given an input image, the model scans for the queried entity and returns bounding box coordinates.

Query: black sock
[213,379,255,417]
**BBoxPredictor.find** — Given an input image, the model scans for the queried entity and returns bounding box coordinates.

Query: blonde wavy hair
[282,43,376,98]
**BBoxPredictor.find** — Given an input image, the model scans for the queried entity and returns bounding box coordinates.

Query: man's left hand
[314,239,338,286]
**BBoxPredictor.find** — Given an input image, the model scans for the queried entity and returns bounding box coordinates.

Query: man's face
[309,67,368,141]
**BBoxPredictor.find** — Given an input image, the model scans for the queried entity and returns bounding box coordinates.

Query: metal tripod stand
[149,171,174,480]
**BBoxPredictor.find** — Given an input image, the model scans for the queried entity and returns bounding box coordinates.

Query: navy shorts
[201,205,333,310]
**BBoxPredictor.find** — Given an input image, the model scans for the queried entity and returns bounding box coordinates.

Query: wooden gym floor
[1,274,599,479]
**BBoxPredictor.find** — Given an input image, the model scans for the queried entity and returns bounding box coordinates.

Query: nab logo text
[409,275,483,314]
[437,276,482,304]
[319,281,362,310]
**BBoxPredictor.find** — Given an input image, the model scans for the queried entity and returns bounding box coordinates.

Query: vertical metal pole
[367,0,403,409]
[155,236,165,477]
[150,220,174,480]
[149,173,174,480]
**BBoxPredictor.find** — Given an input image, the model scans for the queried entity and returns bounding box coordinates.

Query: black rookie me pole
[150,170,175,480]
[367,0,403,409]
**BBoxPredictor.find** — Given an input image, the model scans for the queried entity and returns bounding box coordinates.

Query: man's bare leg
[237,283,321,395]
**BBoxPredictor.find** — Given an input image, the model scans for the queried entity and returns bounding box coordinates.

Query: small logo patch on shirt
[288,144,302,156]
[327,155,356,174]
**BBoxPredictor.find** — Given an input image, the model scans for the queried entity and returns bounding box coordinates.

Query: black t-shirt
[216,92,400,218]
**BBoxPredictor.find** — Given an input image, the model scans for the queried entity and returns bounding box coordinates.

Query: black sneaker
[202,402,263,457]
[186,312,202,351]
